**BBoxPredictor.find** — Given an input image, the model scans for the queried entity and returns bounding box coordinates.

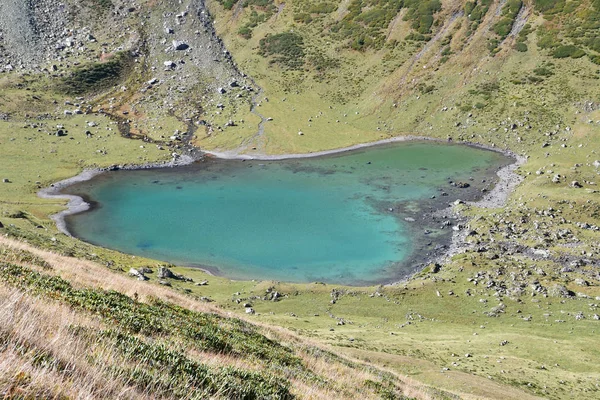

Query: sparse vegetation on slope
[0,238,433,399]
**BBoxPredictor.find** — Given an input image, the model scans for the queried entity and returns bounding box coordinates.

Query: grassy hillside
[0,0,599,398]
[1,236,435,399]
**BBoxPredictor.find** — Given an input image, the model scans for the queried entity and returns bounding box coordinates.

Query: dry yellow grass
[0,235,441,399]
[0,286,146,399]
[0,235,219,314]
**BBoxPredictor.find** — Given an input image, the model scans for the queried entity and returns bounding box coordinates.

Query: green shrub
[222,0,237,9]
[242,0,272,8]
[518,23,532,41]
[333,0,403,50]
[405,32,429,41]
[533,0,565,14]
[552,45,585,58]
[493,0,523,39]
[533,67,553,76]
[294,13,313,23]
[308,3,337,14]
[259,32,305,69]
[465,1,476,16]
[589,54,600,65]
[403,0,442,34]
[515,42,528,52]
[586,37,600,53]
[58,52,131,95]
[238,26,252,39]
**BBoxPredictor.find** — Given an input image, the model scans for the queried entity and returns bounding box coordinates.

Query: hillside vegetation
[0,0,599,398]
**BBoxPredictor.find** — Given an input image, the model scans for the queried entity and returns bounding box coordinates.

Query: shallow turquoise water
[65,142,509,284]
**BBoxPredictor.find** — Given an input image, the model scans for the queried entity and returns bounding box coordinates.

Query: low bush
[259,33,305,69]
[58,52,132,95]
[552,45,585,58]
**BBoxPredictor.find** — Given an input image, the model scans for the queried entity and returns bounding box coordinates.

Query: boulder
[552,174,561,183]
[574,278,588,286]
[128,268,148,281]
[548,284,574,298]
[172,41,189,51]
[157,266,176,279]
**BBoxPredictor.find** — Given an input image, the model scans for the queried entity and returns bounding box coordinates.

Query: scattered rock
[548,284,574,298]
[552,174,561,183]
[172,40,189,50]
[157,265,179,279]
[574,278,588,286]
[128,268,148,281]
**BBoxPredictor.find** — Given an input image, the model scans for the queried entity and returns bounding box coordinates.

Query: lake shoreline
[38,137,525,285]
[204,135,516,161]
[38,154,198,236]
[395,152,527,286]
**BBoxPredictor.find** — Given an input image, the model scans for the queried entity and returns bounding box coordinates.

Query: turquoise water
[65,142,509,285]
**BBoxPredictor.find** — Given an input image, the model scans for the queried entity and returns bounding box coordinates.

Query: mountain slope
[0,0,599,399]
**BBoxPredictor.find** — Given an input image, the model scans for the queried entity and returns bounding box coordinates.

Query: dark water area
[63,142,511,285]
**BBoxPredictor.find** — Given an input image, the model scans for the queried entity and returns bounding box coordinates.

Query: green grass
[58,52,133,95]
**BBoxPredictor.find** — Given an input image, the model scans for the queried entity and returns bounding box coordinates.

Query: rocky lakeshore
[41,139,520,285]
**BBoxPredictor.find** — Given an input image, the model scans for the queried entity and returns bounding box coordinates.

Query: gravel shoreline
[38,138,526,284]
[412,152,527,283]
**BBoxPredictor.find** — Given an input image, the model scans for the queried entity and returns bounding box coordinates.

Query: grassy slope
[1,0,600,398]
[0,236,432,399]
